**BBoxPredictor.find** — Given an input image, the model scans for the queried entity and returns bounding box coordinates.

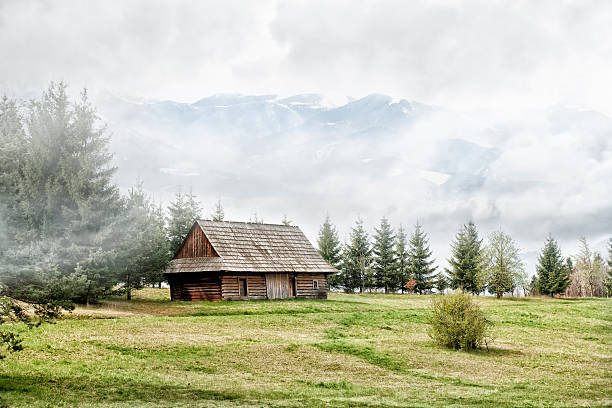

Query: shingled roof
[165,220,338,274]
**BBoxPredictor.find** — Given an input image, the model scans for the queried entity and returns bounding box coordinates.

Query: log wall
[221,273,267,300]
[169,272,329,301]
[296,273,328,299]
[176,225,218,258]
[168,273,222,301]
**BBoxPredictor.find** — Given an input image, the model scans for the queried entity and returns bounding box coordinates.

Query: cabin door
[266,273,291,299]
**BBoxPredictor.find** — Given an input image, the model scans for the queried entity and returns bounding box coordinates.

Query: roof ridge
[197,219,300,228]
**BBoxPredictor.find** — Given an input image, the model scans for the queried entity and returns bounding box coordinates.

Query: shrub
[428,291,492,351]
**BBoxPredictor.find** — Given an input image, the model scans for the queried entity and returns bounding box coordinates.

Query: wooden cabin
[164,220,338,301]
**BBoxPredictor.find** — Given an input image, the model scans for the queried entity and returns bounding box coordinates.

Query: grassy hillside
[1,289,610,407]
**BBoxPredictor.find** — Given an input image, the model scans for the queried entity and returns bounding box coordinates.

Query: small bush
[428,291,492,351]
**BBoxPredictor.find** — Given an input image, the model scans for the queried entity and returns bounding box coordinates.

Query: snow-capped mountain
[95,93,612,273]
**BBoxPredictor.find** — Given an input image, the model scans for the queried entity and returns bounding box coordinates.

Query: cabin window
[239,278,248,296]
[313,280,319,289]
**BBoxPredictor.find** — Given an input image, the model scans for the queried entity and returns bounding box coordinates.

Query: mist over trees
[167,191,202,254]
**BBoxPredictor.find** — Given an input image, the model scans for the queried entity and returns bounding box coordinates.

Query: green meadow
[1,289,610,407]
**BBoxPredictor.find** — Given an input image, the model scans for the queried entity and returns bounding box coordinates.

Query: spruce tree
[317,216,342,268]
[372,217,397,292]
[341,218,371,293]
[484,230,523,298]
[281,214,292,226]
[211,199,224,221]
[167,191,202,254]
[536,236,564,296]
[0,83,123,306]
[434,272,448,294]
[607,240,612,296]
[448,222,484,294]
[407,223,437,294]
[113,185,171,299]
[529,275,539,296]
[395,225,409,293]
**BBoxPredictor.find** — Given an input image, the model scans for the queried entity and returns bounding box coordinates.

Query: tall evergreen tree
[317,216,342,268]
[529,275,539,296]
[113,185,171,299]
[407,223,437,294]
[448,222,484,294]
[372,217,397,292]
[607,240,612,297]
[210,199,224,221]
[395,225,409,293]
[484,230,523,298]
[0,83,124,306]
[434,272,448,294]
[536,236,565,296]
[341,218,371,293]
[317,216,342,288]
[281,214,292,226]
[167,191,202,254]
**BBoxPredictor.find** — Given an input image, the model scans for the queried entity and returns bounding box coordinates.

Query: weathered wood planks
[175,224,218,259]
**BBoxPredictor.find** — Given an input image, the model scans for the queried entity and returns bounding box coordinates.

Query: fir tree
[448,222,484,294]
[484,230,523,298]
[113,185,171,300]
[372,217,396,292]
[341,218,371,293]
[407,223,437,294]
[281,214,292,226]
[317,215,342,268]
[434,272,448,294]
[0,83,124,306]
[211,199,224,221]
[395,225,409,293]
[529,275,539,296]
[607,240,612,296]
[167,191,202,254]
[536,236,564,296]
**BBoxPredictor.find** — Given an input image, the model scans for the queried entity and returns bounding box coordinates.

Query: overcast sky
[2,0,612,113]
[1,0,611,271]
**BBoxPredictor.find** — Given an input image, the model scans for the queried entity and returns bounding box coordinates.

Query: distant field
[1,289,610,407]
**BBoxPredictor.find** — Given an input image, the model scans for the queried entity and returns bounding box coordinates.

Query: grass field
[0,289,610,407]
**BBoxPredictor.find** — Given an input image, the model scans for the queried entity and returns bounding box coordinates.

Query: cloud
[1,1,612,113]
[1,1,611,272]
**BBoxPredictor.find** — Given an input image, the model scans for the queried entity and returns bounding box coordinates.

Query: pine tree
[448,222,484,294]
[281,214,292,226]
[434,272,448,294]
[372,217,396,292]
[317,216,342,268]
[607,240,612,297]
[407,223,437,294]
[211,199,224,221]
[395,225,409,293]
[341,218,371,293]
[529,275,539,296]
[484,230,523,298]
[536,236,564,296]
[113,185,171,300]
[167,191,202,254]
[0,83,123,306]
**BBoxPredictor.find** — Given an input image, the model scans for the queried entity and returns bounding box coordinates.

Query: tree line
[317,216,612,298]
[0,84,231,353]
